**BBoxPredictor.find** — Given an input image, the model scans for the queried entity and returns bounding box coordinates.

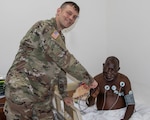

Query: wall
[0,0,150,105]
[0,0,106,77]
[106,0,150,105]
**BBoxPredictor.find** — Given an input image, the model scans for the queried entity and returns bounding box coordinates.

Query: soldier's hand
[89,79,98,89]
[63,97,73,106]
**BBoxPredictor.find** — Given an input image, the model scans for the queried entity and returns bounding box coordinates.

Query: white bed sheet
[74,100,150,120]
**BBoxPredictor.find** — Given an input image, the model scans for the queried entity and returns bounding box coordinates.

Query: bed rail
[54,82,82,120]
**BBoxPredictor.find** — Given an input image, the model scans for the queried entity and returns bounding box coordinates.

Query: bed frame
[54,82,83,120]
[53,82,150,120]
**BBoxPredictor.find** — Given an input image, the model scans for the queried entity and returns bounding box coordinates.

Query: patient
[86,56,135,120]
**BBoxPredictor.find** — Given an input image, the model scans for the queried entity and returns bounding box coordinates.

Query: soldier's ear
[56,8,61,16]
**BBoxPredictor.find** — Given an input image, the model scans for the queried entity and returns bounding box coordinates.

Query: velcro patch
[51,30,60,39]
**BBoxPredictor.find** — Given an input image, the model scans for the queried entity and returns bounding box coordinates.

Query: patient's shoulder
[94,73,103,82]
[118,73,129,79]
[117,73,130,84]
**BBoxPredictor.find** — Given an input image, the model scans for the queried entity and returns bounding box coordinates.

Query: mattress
[74,100,150,120]
[54,82,150,120]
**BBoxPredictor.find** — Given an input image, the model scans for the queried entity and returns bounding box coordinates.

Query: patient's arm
[122,105,135,120]
[86,96,95,106]
[122,79,135,120]
[86,87,99,106]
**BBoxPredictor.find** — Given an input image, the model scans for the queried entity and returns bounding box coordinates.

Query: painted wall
[0,0,106,76]
[105,0,150,105]
[0,0,149,105]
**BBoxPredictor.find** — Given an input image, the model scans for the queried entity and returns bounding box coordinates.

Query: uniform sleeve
[57,70,68,98]
[40,25,94,86]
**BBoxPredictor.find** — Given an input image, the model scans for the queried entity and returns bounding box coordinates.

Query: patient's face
[103,59,119,82]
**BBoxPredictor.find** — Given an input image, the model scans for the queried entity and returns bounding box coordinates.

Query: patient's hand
[90,86,100,98]
[63,97,73,106]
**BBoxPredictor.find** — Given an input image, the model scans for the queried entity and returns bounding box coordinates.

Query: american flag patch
[51,30,59,39]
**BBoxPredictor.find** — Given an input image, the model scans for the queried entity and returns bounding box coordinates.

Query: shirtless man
[87,56,135,120]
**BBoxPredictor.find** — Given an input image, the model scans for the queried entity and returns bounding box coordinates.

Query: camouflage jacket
[6,18,93,100]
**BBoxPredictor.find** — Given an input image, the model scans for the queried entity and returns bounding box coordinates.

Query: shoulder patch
[51,30,60,39]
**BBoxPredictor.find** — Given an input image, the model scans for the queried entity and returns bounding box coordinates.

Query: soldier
[4,1,98,120]
[87,56,135,120]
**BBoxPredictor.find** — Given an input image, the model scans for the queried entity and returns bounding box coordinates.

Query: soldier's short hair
[60,1,80,13]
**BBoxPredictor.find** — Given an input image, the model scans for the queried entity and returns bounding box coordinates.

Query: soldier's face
[56,5,79,29]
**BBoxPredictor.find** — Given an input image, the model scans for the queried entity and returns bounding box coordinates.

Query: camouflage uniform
[4,18,93,120]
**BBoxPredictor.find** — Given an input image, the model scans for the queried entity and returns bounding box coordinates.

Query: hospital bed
[54,82,150,120]
[54,82,83,120]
